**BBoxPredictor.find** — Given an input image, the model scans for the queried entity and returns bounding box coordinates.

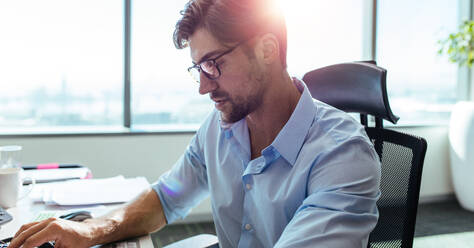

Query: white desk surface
[0,184,120,240]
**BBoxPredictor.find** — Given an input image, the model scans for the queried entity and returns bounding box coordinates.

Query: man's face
[189,28,266,123]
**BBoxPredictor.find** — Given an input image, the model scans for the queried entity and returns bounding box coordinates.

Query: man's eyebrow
[194,49,226,64]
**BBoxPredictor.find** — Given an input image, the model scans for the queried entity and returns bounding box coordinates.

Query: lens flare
[161,178,183,197]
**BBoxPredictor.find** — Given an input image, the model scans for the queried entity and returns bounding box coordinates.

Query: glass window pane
[377,0,458,125]
[131,0,211,130]
[131,0,365,129]
[281,0,366,77]
[0,0,123,131]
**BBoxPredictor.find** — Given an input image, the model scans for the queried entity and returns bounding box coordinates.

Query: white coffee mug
[0,167,35,209]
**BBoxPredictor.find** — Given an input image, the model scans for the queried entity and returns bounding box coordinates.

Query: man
[10,0,380,247]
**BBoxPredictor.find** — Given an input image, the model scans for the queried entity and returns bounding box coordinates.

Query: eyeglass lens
[189,60,220,83]
[201,61,219,77]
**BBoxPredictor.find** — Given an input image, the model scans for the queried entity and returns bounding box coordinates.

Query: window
[0,1,462,133]
[376,0,459,125]
[0,0,123,132]
[131,0,212,131]
[280,0,367,77]
[131,0,367,130]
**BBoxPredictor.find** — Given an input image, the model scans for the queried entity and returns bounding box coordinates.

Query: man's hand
[8,188,166,248]
[8,217,95,248]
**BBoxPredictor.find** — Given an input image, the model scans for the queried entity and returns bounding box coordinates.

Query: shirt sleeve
[151,132,209,224]
[274,138,381,248]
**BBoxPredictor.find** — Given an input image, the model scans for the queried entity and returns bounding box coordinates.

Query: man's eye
[202,60,215,68]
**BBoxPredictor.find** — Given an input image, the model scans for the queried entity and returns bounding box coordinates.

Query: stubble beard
[220,65,265,123]
[221,95,256,123]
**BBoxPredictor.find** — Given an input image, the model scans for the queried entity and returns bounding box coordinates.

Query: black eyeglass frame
[187,40,247,83]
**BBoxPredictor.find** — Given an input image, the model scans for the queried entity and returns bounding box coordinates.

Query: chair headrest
[302,62,399,124]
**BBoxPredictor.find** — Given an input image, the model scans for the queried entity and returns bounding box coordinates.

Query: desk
[1,183,109,239]
[0,183,217,248]
[0,183,154,247]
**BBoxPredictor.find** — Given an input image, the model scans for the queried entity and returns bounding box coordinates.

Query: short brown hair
[173,0,287,68]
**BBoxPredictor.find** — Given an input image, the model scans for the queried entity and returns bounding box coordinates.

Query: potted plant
[439,20,474,211]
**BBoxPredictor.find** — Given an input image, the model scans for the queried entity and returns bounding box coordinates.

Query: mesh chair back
[365,128,427,248]
[302,62,427,248]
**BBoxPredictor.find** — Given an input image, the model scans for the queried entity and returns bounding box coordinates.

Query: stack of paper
[31,176,150,205]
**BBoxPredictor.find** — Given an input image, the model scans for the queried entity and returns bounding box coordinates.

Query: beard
[221,93,260,123]
[213,58,266,123]
[218,77,265,123]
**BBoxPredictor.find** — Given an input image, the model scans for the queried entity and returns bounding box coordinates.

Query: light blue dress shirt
[152,78,381,248]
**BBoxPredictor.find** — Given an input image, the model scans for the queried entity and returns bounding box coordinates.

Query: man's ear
[256,33,280,65]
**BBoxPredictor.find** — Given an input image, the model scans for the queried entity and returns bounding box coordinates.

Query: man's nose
[198,74,218,95]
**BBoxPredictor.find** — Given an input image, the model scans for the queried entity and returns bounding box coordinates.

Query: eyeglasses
[187,40,246,84]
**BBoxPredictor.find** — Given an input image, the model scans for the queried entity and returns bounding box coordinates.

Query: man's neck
[246,71,301,159]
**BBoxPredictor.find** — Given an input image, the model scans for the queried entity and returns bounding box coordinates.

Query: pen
[22,163,84,170]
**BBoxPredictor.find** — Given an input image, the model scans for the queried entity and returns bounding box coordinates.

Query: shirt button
[246,184,251,190]
[245,224,252,230]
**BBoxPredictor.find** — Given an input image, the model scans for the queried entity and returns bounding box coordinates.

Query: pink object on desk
[37,163,60,169]
[84,170,93,179]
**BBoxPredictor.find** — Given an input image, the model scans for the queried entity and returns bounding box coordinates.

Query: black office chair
[302,62,427,248]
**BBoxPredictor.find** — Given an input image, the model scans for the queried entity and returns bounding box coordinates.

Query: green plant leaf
[438,20,474,68]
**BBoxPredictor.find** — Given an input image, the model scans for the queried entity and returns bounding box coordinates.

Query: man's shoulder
[308,99,372,146]
[301,100,380,173]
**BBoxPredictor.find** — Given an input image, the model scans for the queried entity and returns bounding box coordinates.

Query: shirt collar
[271,78,316,166]
[219,115,244,139]
[218,77,316,166]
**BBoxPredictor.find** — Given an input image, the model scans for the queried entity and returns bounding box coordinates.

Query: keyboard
[0,237,10,248]
[0,237,54,248]
[0,207,12,226]
[0,207,13,247]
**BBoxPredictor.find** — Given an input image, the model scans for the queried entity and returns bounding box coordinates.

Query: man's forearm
[86,187,167,246]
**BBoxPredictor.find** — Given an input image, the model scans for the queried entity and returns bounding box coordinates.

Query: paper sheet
[37,176,150,205]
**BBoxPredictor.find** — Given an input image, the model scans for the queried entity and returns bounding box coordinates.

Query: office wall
[0,125,453,222]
